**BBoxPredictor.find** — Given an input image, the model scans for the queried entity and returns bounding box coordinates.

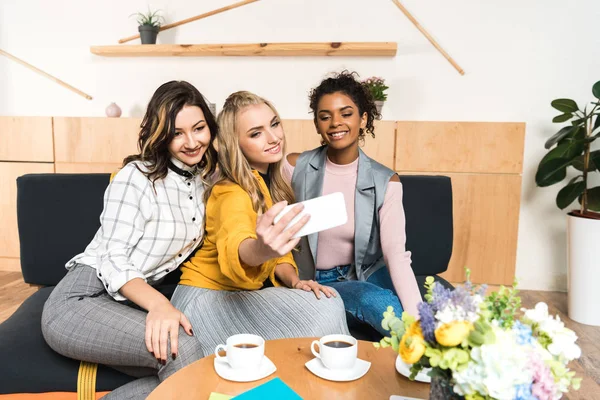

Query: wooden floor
[0,272,598,398]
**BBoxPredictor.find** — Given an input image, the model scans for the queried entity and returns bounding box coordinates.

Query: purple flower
[418,302,436,343]
[430,282,452,312]
[450,286,477,315]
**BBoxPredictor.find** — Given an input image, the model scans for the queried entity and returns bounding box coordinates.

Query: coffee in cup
[311,334,357,370]
[215,333,265,370]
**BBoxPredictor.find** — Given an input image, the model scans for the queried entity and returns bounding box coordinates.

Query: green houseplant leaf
[571,150,600,172]
[586,187,600,211]
[557,182,586,209]
[592,81,600,100]
[553,113,574,123]
[545,126,577,149]
[551,99,579,113]
[536,158,570,187]
[540,138,585,165]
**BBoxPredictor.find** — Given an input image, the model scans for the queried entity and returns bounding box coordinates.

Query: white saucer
[213,355,277,382]
[395,355,431,383]
[305,357,371,382]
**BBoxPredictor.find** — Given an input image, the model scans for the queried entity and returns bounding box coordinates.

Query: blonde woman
[171,91,348,353]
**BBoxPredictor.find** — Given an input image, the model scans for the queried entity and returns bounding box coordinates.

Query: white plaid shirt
[67,158,206,301]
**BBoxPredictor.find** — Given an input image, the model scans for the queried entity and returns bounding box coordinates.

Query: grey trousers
[41,265,203,400]
[171,284,350,356]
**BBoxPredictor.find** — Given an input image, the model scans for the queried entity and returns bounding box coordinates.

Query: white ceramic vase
[105,102,122,118]
[374,100,384,119]
[567,213,600,326]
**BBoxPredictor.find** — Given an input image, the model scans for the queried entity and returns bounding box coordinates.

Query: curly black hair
[308,71,379,143]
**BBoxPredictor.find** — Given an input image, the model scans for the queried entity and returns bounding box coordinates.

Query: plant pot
[429,376,464,400]
[567,213,600,326]
[138,25,159,45]
[374,100,384,119]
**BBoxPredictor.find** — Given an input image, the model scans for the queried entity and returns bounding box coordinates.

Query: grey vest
[291,146,395,281]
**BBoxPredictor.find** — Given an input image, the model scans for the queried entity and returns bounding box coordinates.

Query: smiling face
[315,91,367,153]
[236,103,284,173]
[168,105,212,167]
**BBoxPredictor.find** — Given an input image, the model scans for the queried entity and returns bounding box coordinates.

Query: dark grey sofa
[0,173,453,395]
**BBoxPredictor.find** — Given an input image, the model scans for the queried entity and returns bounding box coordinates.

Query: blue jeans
[315,265,403,338]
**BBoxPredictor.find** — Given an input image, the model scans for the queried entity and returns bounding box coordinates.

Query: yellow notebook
[208,393,233,400]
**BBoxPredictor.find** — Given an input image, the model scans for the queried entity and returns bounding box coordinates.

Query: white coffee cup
[311,334,357,370]
[214,333,265,370]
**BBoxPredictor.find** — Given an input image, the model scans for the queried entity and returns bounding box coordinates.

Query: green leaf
[593,81,600,99]
[536,158,569,187]
[557,182,586,209]
[553,113,574,123]
[571,156,584,171]
[593,114,600,134]
[586,187,600,211]
[545,126,576,149]
[540,138,584,165]
[572,150,600,172]
[567,175,583,185]
[551,99,579,113]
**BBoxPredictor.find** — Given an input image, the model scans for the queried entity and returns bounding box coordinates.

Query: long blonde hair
[210,91,295,213]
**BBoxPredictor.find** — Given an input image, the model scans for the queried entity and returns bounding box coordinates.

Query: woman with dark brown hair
[41,81,217,399]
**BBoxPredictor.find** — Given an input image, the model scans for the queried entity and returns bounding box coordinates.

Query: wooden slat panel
[0,117,54,162]
[283,120,396,169]
[0,257,21,272]
[53,117,141,163]
[91,42,398,57]
[399,172,522,285]
[282,120,323,155]
[55,163,121,174]
[0,162,55,259]
[395,121,525,174]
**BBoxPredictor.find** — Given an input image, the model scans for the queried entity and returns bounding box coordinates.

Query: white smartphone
[273,192,347,239]
[389,396,426,400]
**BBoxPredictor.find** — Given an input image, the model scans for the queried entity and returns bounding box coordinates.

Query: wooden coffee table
[148,337,429,399]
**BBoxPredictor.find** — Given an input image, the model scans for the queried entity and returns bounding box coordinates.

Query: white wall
[2,0,600,291]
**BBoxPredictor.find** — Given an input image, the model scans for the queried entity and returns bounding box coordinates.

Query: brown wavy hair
[122,80,218,185]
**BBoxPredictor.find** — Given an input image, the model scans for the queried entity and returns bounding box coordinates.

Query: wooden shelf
[90,42,397,57]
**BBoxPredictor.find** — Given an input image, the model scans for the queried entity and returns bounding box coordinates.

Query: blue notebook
[232,377,302,400]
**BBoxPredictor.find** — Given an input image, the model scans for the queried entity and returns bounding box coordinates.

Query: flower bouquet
[376,272,582,400]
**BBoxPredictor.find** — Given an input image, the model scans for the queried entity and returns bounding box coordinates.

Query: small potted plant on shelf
[362,76,389,118]
[131,8,164,45]
[535,80,600,326]
[376,272,582,399]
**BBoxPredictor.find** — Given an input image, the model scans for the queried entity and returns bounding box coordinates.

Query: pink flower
[528,352,557,400]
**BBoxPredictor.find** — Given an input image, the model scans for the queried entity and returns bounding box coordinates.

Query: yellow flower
[399,321,426,364]
[434,321,474,347]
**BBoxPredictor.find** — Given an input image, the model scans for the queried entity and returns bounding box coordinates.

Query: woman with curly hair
[283,71,422,338]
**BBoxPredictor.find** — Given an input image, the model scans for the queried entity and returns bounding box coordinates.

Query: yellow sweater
[179,170,297,290]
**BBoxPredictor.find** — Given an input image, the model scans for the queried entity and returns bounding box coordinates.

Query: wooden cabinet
[0,117,525,285]
[0,117,55,271]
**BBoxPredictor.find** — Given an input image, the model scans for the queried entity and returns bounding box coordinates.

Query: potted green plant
[362,76,389,118]
[131,8,164,45]
[535,80,600,326]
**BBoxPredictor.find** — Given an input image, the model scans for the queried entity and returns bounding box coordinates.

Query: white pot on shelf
[567,213,600,326]
[374,100,384,119]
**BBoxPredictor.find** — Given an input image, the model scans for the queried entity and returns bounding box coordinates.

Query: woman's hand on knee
[255,201,309,258]
[293,279,337,300]
[145,303,194,364]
